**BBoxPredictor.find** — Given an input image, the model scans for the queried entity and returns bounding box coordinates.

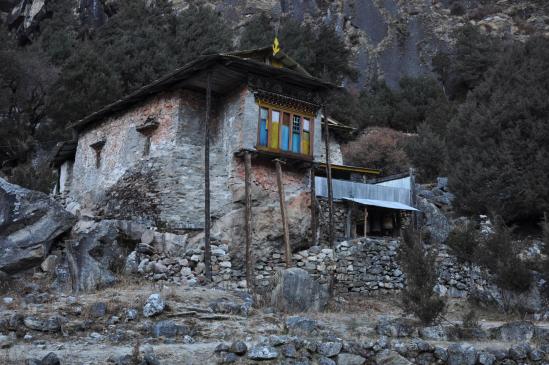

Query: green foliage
[406,123,446,182]
[399,229,446,325]
[434,25,502,101]
[447,36,549,222]
[49,1,234,123]
[446,221,479,263]
[239,13,274,50]
[354,77,449,133]
[240,16,356,84]
[479,217,532,293]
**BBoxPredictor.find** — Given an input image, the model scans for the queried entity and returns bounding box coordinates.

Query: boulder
[416,196,451,245]
[478,351,496,365]
[65,219,125,292]
[229,340,247,355]
[317,342,342,357]
[419,325,448,340]
[247,345,279,360]
[271,267,328,313]
[337,353,366,365]
[491,321,535,342]
[285,316,320,336]
[40,254,59,273]
[376,317,416,338]
[41,352,61,365]
[23,315,61,332]
[151,319,188,338]
[447,343,477,365]
[375,350,412,365]
[0,334,13,349]
[0,178,76,274]
[509,343,530,360]
[123,251,139,275]
[143,293,165,317]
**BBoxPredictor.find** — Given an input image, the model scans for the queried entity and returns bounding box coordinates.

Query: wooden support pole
[345,202,353,239]
[244,151,253,289]
[204,72,212,281]
[309,166,317,246]
[324,108,335,247]
[363,207,369,238]
[275,159,292,267]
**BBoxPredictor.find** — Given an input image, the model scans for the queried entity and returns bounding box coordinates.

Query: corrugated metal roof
[342,197,419,211]
[315,176,412,206]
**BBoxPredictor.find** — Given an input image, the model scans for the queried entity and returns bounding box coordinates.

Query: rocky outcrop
[65,219,125,292]
[0,178,76,274]
[270,267,329,313]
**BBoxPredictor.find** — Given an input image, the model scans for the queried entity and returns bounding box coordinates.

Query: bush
[341,127,411,175]
[446,220,479,263]
[480,217,532,293]
[399,229,446,325]
[449,309,481,340]
[406,123,446,182]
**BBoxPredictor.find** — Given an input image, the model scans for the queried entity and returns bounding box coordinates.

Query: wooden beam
[345,202,353,239]
[310,167,317,246]
[244,151,253,289]
[324,106,335,247]
[204,72,212,281]
[363,207,368,238]
[275,159,292,267]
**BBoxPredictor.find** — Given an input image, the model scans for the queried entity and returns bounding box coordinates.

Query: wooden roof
[68,52,337,132]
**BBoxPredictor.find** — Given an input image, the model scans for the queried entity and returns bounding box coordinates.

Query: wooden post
[363,207,368,238]
[345,202,353,239]
[310,166,317,246]
[323,108,335,247]
[275,159,292,267]
[204,72,212,281]
[244,151,253,289]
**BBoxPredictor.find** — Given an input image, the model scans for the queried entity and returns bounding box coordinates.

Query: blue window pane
[281,125,290,150]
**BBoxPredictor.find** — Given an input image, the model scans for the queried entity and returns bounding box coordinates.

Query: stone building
[51,47,362,259]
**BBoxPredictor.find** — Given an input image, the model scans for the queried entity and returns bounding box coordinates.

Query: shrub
[446,220,479,263]
[449,309,481,340]
[399,229,446,325]
[341,127,411,175]
[480,217,532,293]
[405,123,446,182]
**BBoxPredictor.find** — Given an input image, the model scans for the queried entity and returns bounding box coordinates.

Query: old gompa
[51,45,417,279]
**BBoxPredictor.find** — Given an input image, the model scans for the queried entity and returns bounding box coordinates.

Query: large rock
[65,219,125,292]
[490,321,535,342]
[271,267,328,313]
[247,345,279,360]
[447,343,477,365]
[143,293,165,317]
[337,353,366,365]
[0,178,75,274]
[375,350,412,365]
[416,196,451,245]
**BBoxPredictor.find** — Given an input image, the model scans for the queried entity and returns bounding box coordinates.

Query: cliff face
[3,0,549,88]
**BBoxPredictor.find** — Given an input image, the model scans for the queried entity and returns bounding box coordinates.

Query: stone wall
[317,199,348,246]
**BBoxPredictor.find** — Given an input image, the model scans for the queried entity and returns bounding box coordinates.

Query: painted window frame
[256,100,314,157]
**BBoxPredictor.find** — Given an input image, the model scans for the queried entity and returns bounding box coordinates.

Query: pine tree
[447,36,549,222]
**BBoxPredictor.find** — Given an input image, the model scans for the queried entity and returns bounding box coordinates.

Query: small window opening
[136,116,159,157]
[90,140,106,169]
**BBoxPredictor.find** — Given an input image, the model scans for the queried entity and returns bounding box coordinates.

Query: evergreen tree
[447,36,549,222]
[239,13,274,50]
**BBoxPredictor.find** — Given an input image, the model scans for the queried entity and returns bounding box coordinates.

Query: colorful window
[259,107,269,146]
[270,110,280,149]
[292,115,301,153]
[302,118,310,155]
[257,103,313,156]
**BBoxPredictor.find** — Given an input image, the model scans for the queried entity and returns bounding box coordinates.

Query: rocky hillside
[2,0,549,88]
